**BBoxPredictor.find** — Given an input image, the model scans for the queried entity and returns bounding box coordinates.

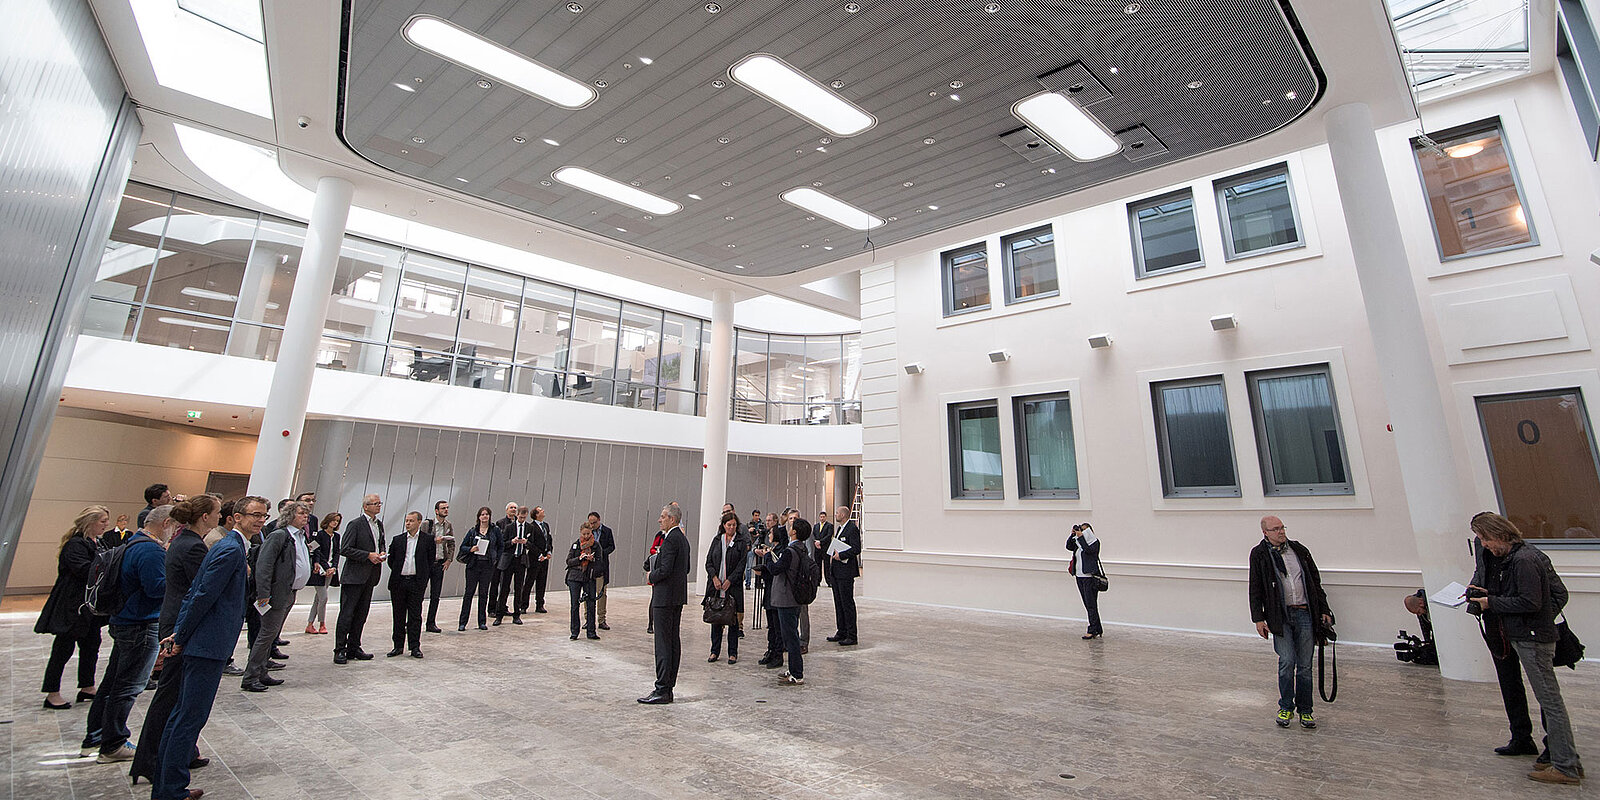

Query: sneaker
[778,671,804,685]
[222,662,244,676]
[1275,710,1293,728]
[96,744,136,763]
[1534,763,1586,778]
[1298,713,1316,729]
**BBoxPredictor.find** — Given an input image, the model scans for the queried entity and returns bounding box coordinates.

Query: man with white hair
[639,503,690,704]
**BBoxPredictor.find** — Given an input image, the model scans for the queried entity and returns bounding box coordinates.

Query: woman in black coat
[705,512,747,664]
[35,505,110,709]
[565,523,600,640]
[458,507,498,631]
[303,512,340,634]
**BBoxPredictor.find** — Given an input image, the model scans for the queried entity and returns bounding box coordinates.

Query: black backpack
[82,535,145,618]
[789,540,820,605]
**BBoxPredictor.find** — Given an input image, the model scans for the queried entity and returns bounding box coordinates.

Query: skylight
[131,0,271,118]
[1387,0,1530,91]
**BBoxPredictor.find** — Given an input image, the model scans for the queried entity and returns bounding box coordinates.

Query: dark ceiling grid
[340,0,1320,277]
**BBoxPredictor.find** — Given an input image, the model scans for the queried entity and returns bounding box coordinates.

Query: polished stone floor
[3,587,1595,800]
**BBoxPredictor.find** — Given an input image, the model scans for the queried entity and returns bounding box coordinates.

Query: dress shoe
[1533,762,1585,777]
[587,633,600,640]
[410,650,424,659]
[274,638,289,647]
[1496,739,1540,756]
[535,607,548,613]
[386,648,404,657]
[646,626,653,634]
[598,623,610,630]
[43,698,71,710]
[426,625,443,634]
[492,617,503,626]
[1529,768,1582,785]
[265,661,285,670]
[837,639,858,646]
[270,649,289,660]
[800,646,808,654]
[318,623,328,634]
[75,690,96,702]
[826,634,842,642]
[190,757,210,769]
[570,634,579,640]
[459,624,467,632]
[240,681,269,692]
[478,624,489,630]
[222,662,244,676]
[350,650,374,661]
[765,659,784,669]
[333,652,347,665]
[305,624,318,634]
[637,692,673,704]
[178,790,204,799]
[1082,633,1101,640]
[512,616,523,625]
[259,674,283,686]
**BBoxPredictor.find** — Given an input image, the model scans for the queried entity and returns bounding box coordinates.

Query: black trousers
[40,630,100,693]
[425,559,447,628]
[460,566,492,627]
[129,651,198,783]
[495,563,527,617]
[529,559,550,610]
[335,582,375,654]
[831,572,857,640]
[391,575,426,651]
[567,579,596,636]
[652,603,683,694]
[1075,576,1102,635]
[1486,630,1546,750]
[764,600,783,660]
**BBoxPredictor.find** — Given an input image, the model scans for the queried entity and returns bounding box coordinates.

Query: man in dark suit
[334,494,385,665]
[529,505,554,613]
[639,502,690,704]
[488,501,518,619]
[585,511,616,630]
[153,494,258,800]
[827,506,862,646]
[387,511,435,658]
[494,505,533,624]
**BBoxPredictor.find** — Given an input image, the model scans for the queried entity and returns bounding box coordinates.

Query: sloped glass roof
[1388,0,1531,90]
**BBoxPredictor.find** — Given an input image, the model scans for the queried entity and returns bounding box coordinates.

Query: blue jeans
[1513,640,1584,778]
[744,550,755,587]
[83,621,159,752]
[1273,606,1314,714]
[155,654,226,800]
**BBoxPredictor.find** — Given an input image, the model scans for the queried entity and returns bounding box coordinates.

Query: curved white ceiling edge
[172,124,858,333]
[131,0,271,119]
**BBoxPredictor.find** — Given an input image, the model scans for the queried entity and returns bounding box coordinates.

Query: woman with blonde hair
[34,505,110,709]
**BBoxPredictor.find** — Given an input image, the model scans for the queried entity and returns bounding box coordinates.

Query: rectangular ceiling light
[781,187,883,231]
[1012,91,1120,161]
[403,16,596,109]
[730,54,875,137]
[553,167,681,215]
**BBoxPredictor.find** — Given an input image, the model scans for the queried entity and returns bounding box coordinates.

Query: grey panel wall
[0,0,138,590]
[294,420,822,599]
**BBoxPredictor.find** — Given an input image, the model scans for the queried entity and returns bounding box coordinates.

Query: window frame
[1000,225,1059,305]
[1152,376,1241,498]
[1214,163,1305,261]
[948,400,1004,499]
[1410,117,1540,262]
[941,242,991,317]
[1475,387,1600,546]
[1129,188,1206,278]
[1245,363,1355,497]
[1013,391,1079,499]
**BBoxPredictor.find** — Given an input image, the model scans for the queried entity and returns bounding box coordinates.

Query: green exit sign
[186,410,202,420]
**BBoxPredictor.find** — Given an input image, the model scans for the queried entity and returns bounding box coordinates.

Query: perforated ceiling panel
[340,0,1321,276]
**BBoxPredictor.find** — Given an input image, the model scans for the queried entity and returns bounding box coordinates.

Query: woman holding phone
[1066,522,1104,640]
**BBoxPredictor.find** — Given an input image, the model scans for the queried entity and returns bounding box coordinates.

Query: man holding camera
[1248,515,1333,730]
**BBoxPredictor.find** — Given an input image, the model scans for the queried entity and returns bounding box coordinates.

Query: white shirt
[400,531,419,576]
[1068,531,1098,577]
[289,526,311,590]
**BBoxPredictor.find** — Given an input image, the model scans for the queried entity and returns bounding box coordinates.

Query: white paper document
[474,540,488,555]
[1429,581,1469,607]
[827,537,851,557]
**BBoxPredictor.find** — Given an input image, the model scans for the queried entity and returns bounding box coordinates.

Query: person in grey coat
[757,517,811,685]
[242,501,310,691]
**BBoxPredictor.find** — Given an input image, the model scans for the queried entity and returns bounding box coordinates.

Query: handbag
[1554,615,1585,669]
[1093,570,1109,592]
[702,594,736,626]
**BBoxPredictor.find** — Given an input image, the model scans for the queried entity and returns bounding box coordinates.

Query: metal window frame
[1245,363,1355,496]
[1475,387,1600,548]
[941,242,990,317]
[948,400,1004,499]
[1151,375,1241,498]
[1129,187,1205,278]
[1409,117,1541,262]
[1213,162,1305,261]
[1012,391,1079,499]
[1000,224,1059,305]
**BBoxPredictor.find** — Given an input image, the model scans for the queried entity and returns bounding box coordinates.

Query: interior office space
[4,0,1600,712]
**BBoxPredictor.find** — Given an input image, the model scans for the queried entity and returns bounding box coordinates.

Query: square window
[1215,164,1303,259]
[1130,189,1204,277]
[1152,377,1239,497]
[1413,119,1537,260]
[1476,389,1600,542]
[1246,365,1353,496]
[941,243,990,316]
[1014,392,1078,498]
[1001,226,1058,303]
[949,401,1003,498]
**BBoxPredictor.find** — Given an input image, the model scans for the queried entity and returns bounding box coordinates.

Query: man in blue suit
[151,495,263,800]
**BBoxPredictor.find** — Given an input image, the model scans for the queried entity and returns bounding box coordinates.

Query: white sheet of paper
[827,537,850,557]
[1429,581,1469,607]
[474,540,488,554]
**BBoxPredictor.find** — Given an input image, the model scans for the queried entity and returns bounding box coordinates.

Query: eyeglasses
[244,512,269,519]
[1264,525,1286,533]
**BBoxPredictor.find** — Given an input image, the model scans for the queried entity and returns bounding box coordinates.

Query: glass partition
[734,330,769,422]
[94,184,173,304]
[145,195,257,319]
[569,293,620,404]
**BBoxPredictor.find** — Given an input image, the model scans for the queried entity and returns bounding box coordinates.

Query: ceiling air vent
[998,126,1062,163]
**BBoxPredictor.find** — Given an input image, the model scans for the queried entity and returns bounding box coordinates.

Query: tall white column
[1323,103,1490,682]
[247,177,355,501]
[696,289,736,558]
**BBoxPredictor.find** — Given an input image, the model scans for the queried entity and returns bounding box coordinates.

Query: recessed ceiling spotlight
[1041,167,1056,174]
[552,166,682,214]
[476,79,492,89]
[426,198,436,203]
[1187,80,1203,89]
[914,208,923,213]
[734,264,746,269]
[403,16,596,108]
[984,3,999,12]
[805,215,816,220]
[721,180,733,186]
[712,79,726,88]
[412,136,426,143]
[393,82,416,92]
[929,90,939,97]
[663,176,672,181]
[886,216,897,221]
[412,76,424,83]
[718,136,730,144]
[830,79,845,89]
[819,137,833,145]
[638,56,653,65]
[1108,66,1119,74]
[923,137,936,144]
[927,204,939,210]
[644,214,654,220]
[724,215,735,221]
[801,244,811,248]
[995,181,1009,188]
[596,79,609,88]
[845,2,861,11]
[616,227,627,232]
[567,1,582,11]
[949,94,960,101]
[1013,91,1120,160]
[1284,90,1297,100]
[949,80,964,89]
[1262,98,1272,105]
[400,149,409,154]
[540,180,552,186]
[782,187,884,230]
[816,146,827,152]
[456,177,470,182]
[687,193,703,200]
[823,245,834,250]
[812,180,824,187]
[1125,2,1140,13]
[615,136,628,143]
[630,180,642,186]
[903,181,914,187]
[543,138,560,146]
[513,135,527,143]
[730,54,876,137]
[727,243,737,248]
[705,2,721,12]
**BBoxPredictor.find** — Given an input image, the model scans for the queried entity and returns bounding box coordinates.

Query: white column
[1323,104,1490,682]
[247,177,355,501]
[695,289,736,558]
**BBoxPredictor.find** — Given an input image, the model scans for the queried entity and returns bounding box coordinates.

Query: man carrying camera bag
[1248,515,1333,731]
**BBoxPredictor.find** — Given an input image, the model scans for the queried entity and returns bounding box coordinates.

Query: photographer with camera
[1394,590,1438,666]
[1468,512,1582,785]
